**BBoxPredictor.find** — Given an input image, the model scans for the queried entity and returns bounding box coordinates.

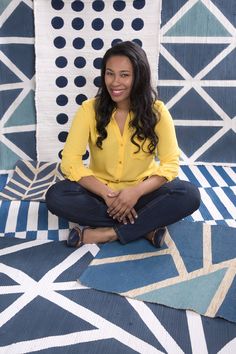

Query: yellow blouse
[61,98,180,190]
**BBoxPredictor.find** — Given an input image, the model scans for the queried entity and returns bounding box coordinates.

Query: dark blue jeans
[45,178,201,244]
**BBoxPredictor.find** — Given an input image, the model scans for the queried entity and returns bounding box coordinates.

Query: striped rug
[0,163,235,241]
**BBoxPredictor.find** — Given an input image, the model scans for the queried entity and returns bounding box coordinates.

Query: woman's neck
[116,100,130,112]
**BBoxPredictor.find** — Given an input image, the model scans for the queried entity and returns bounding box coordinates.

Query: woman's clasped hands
[105,187,140,224]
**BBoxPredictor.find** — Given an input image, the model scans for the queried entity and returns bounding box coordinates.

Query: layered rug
[1,236,236,353]
[79,221,236,323]
[0,160,235,242]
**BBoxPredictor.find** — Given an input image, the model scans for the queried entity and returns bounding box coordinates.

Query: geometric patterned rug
[0,0,36,173]
[0,237,236,353]
[159,0,236,165]
[79,221,236,323]
[0,161,235,242]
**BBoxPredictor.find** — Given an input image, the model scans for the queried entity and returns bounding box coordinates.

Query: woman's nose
[112,75,120,85]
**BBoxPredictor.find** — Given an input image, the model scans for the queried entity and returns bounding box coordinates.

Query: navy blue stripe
[16,202,29,232]
[222,187,236,207]
[198,166,218,187]
[180,166,201,186]
[198,199,215,220]
[37,203,48,230]
[0,201,10,233]
[214,166,235,186]
[206,188,232,219]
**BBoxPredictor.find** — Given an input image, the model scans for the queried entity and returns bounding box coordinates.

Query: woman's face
[104,55,134,108]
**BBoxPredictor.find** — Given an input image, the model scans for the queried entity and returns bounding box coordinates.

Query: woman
[46,41,200,248]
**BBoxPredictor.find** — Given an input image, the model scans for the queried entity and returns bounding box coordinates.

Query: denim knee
[182,180,201,212]
[45,182,61,214]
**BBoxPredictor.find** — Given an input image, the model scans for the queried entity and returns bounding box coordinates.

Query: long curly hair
[94,41,159,154]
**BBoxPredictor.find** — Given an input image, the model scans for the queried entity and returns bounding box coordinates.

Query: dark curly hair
[94,41,159,154]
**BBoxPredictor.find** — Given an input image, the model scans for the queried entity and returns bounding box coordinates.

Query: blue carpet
[0,236,235,353]
[80,221,236,323]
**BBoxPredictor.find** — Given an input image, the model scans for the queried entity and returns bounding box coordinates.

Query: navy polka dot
[71,1,84,11]
[91,38,104,50]
[74,56,86,68]
[51,0,64,10]
[93,57,102,69]
[92,1,105,11]
[54,36,66,48]
[132,38,142,47]
[51,17,64,29]
[58,149,63,159]
[92,18,104,31]
[131,18,144,31]
[56,113,68,125]
[56,95,68,106]
[55,56,68,68]
[56,76,68,88]
[72,17,84,30]
[58,131,68,142]
[111,18,124,31]
[83,150,90,160]
[73,37,85,49]
[113,1,126,11]
[94,76,101,87]
[111,38,122,46]
[76,94,87,105]
[133,0,145,9]
[74,76,86,87]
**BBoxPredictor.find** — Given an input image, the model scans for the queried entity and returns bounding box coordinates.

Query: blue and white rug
[0,0,36,173]
[159,0,236,164]
[0,161,235,241]
[0,236,236,353]
[79,221,236,323]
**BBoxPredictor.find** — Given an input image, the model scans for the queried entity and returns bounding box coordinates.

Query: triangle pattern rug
[79,220,236,323]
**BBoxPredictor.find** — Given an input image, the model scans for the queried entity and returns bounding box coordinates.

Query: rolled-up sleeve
[60,101,95,181]
[153,102,180,181]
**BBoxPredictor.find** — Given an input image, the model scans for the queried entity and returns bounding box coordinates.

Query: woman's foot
[67,226,118,248]
[146,227,167,248]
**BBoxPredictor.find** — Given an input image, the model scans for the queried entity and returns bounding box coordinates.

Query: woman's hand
[106,187,140,224]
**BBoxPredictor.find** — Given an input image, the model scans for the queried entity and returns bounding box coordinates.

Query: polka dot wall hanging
[34,0,162,162]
